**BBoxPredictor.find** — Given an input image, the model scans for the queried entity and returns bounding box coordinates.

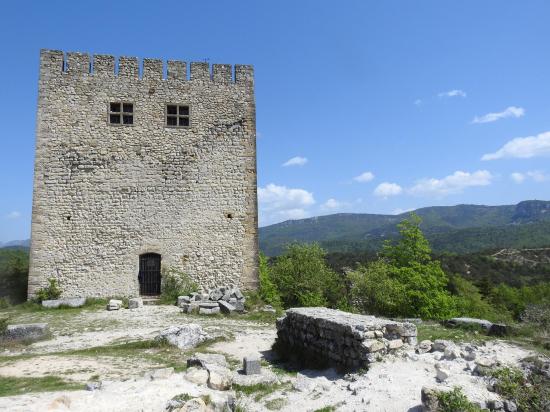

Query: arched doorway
[138,253,161,296]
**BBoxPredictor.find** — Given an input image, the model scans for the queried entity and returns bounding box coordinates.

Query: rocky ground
[0,305,544,411]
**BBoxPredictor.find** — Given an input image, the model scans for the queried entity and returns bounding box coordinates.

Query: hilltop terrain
[260,200,550,256]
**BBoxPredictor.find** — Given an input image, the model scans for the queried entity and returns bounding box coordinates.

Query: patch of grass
[436,387,482,412]
[234,382,290,402]
[0,375,81,397]
[417,322,494,344]
[239,310,281,324]
[313,407,336,412]
[265,397,286,410]
[490,366,550,411]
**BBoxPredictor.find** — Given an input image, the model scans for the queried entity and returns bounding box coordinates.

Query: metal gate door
[139,253,161,296]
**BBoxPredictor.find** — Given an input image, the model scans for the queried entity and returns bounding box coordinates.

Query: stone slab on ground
[218,301,236,315]
[155,324,210,349]
[1,323,49,342]
[42,298,86,309]
[128,297,143,309]
[275,307,417,369]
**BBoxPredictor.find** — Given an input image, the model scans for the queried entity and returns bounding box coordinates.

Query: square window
[166,104,190,127]
[109,102,133,125]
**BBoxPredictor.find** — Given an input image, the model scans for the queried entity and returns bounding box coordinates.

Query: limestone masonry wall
[28,50,258,298]
[276,308,417,369]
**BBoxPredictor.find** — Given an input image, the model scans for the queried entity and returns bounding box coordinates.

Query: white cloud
[391,208,414,215]
[353,171,375,183]
[511,171,549,183]
[5,211,21,220]
[438,89,467,98]
[282,156,308,167]
[373,182,403,198]
[482,131,550,160]
[510,172,526,184]
[414,99,422,106]
[472,106,525,124]
[258,183,315,225]
[321,198,350,211]
[409,170,493,196]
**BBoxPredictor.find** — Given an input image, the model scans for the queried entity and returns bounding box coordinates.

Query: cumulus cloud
[373,182,403,198]
[482,131,550,161]
[282,156,308,167]
[409,170,493,196]
[320,198,350,211]
[438,89,467,98]
[353,171,375,183]
[5,211,21,220]
[510,171,548,183]
[472,106,525,124]
[258,183,315,225]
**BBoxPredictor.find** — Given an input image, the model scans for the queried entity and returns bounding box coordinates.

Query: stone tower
[28,50,258,298]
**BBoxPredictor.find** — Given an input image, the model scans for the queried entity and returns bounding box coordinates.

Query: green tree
[258,252,282,309]
[271,243,344,308]
[449,274,506,322]
[348,213,456,319]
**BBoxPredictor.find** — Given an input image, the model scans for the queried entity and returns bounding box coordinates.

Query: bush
[436,387,481,412]
[270,243,345,309]
[160,266,198,304]
[258,253,282,309]
[490,366,550,411]
[449,274,506,322]
[34,278,62,303]
[521,303,550,328]
[348,214,456,319]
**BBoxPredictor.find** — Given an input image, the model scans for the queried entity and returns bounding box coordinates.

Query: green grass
[417,322,494,344]
[436,387,482,412]
[0,376,82,397]
[265,397,286,410]
[234,382,290,402]
[313,407,336,412]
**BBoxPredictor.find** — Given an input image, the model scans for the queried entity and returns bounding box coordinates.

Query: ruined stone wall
[28,50,258,298]
[276,308,417,369]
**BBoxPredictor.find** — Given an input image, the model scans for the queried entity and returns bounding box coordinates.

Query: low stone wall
[275,307,417,369]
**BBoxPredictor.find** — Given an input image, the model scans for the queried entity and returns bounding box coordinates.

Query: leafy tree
[258,252,282,309]
[448,274,506,322]
[271,243,344,308]
[348,213,457,319]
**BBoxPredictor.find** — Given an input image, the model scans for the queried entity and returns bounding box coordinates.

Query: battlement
[39,49,254,85]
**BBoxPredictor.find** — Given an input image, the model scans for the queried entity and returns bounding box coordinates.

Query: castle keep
[28,50,258,298]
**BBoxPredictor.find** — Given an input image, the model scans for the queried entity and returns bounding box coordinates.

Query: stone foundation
[275,307,417,369]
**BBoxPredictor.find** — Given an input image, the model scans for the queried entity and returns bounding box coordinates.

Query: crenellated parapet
[39,49,253,85]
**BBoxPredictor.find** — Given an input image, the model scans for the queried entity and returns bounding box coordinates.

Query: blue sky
[1,1,550,241]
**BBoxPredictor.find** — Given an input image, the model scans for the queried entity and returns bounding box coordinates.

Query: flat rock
[232,369,278,386]
[198,302,219,309]
[199,307,220,315]
[187,353,228,369]
[2,323,49,342]
[155,324,209,349]
[128,297,143,309]
[184,367,209,386]
[42,297,86,309]
[207,364,232,391]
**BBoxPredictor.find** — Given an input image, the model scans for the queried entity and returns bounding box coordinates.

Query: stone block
[42,297,86,309]
[233,301,245,312]
[199,307,220,315]
[387,339,403,350]
[128,297,143,309]
[199,301,220,309]
[155,324,209,349]
[2,323,49,342]
[184,367,209,386]
[177,296,191,306]
[218,300,236,315]
[243,354,261,375]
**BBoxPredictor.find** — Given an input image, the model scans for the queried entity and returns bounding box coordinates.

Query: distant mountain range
[0,239,30,249]
[259,200,550,256]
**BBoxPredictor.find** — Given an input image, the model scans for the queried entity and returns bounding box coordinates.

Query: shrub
[490,366,550,411]
[521,303,550,328]
[436,387,482,412]
[258,253,282,309]
[348,214,456,319]
[449,274,506,322]
[270,243,344,309]
[160,266,198,304]
[34,278,62,303]
[0,317,9,335]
